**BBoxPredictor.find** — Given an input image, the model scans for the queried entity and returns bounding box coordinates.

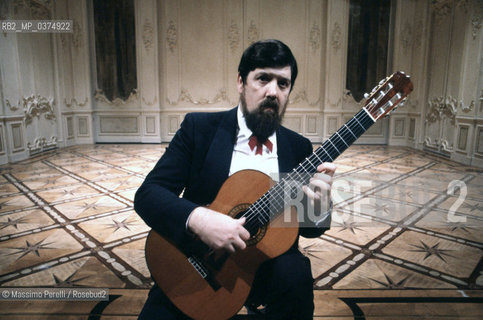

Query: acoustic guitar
[145,71,413,319]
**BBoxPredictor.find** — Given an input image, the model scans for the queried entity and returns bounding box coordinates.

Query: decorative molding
[64,97,88,108]
[342,89,365,107]
[95,89,139,106]
[5,99,20,111]
[167,88,231,105]
[143,19,154,51]
[440,138,454,152]
[431,0,470,19]
[424,136,454,152]
[289,90,320,107]
[14,0,51,19]
[331,22,342,51]
[72,20,82,49]
[166,20,177,53]
[309,23,321,51]
[400,21,413,50]
[471,16,481,40]
[460,100,474,113]
[430,0,453,18]
[247,20,259,44]
[426,96,457,124]
[142,95,157,106]
[22,95,55,125]
[227,20,240,52]
[27,136,57,154]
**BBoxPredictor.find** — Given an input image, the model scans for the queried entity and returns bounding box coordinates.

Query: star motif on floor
[367,203,391,215]
[7,238,56,260]
[333,220,365,234]
[408,240,455,263]
[0,216,29,230]
[462,203,483,213]
[300,242,327,260]
[446,221,476,233]
[369,273,411,289]
[105,216,136,232]
[75,201,100,213]
[52,269,90,287]
[61,189,77,196]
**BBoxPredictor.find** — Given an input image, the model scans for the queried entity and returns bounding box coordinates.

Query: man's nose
[266,80,278,97]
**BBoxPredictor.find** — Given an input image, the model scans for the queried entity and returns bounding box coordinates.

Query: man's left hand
[302,163,336,208]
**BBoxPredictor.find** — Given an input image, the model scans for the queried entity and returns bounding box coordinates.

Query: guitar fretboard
[242,108,375,235]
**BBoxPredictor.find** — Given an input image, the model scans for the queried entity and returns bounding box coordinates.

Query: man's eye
[279,81,289,88]
[258,75,270,82]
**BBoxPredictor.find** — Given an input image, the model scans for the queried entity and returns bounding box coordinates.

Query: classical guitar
[145,71,413,319]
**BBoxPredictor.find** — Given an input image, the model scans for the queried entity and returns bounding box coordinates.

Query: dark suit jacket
[134,107,328,248]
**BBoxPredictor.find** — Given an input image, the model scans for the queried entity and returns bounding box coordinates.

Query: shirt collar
[236,105,277,146]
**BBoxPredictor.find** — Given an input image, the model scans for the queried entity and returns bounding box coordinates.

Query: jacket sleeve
[298,138,332,239]
[134,114,198,246]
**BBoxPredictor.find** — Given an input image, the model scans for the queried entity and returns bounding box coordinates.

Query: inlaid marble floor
[0,144,481,319]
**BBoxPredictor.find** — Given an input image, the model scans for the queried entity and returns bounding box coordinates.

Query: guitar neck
[242,108,375,235]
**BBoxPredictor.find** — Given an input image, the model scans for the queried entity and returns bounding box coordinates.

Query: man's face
[237,66,292,141]
[237,66,292,116]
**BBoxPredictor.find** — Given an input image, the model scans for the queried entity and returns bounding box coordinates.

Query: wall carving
[64,97,88,108]
[167,88,231,105]
[14,0,51,19]
[248,20,259,44]
[309,23,321,51]
[289,90,320,107]
[72,20,82,49]
[461,100,474,113]
[21,95,56,125]
[414,20,423,48]
[331,22,342,51]
[400,21,413,50]
[166,20,177,53]
[95,89,138,106]
[227,20,240,52]
[143,19,153,51]
[142,95,157,106]
[27,136,57,154]
[472,16,481,39]
[426,96,457,124]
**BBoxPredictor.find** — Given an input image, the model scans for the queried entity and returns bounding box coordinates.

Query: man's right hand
[187,207,250,253]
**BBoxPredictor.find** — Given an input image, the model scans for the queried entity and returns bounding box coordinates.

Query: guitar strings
[241,109,374,232]
[242,109,372,230]
[241,86,402,233]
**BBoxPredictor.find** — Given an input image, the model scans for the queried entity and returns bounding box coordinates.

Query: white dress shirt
[229,107,279,181]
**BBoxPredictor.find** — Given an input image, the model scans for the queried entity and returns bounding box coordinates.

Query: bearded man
[135,39,336,319]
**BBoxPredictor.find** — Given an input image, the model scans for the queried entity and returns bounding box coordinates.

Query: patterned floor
[0,144,482,318]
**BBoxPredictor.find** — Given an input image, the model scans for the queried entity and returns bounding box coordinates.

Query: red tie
[248,135,273,155]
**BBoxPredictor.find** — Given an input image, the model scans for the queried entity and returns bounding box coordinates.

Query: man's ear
[236,73,244,94]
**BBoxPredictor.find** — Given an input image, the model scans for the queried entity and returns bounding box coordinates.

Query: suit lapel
[276,127,297,174]
[197,107,238,203]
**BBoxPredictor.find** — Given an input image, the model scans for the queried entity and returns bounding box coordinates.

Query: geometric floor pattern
[0,144,482,318]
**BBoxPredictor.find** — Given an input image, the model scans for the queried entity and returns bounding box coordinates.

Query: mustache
[259,98,279,113]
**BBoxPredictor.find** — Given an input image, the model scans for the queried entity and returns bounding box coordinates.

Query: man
[135,39,336,319]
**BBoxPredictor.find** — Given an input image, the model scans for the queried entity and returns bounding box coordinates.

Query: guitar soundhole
[229,203,267,246]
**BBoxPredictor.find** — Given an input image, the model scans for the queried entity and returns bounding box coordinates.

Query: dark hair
[238,39,298,90]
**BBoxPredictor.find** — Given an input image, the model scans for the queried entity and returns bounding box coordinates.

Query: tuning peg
[364,93,369,99]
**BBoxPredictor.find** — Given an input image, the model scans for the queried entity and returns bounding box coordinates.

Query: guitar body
[145,170,299,320]
[145,71,413,320]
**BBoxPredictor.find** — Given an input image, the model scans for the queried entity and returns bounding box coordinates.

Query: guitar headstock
[364,71,414,120]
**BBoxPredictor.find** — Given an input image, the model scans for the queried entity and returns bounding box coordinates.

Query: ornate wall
[0,0,481,167]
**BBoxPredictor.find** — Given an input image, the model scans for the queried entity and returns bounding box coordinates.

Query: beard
[240,92,287,143]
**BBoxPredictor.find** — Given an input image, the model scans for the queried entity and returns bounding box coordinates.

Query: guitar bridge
[188,256,208,279]
[187,255,222,291]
